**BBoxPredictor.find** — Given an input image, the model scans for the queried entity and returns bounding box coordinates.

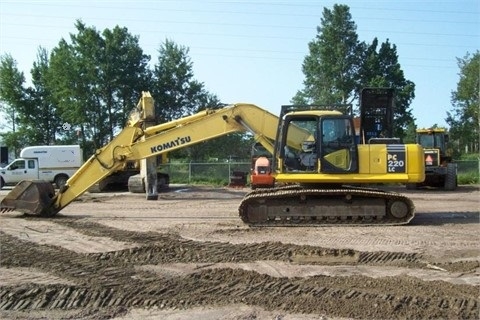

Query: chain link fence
[456,160,479,174]
[160,159,480,185]
[160,162,252,185]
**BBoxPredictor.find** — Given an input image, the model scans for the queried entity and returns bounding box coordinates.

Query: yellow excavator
[1,91,425,225]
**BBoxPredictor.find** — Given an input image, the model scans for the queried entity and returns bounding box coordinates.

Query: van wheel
[54,175,68,189]
[0,177,4,190]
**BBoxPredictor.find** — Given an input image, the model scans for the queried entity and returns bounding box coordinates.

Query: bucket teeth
[0,207,15,214]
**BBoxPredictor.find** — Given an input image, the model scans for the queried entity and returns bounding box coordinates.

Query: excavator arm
[1,102,282,216]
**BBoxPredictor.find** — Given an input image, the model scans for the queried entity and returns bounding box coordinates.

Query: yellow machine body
[1,91,425,225]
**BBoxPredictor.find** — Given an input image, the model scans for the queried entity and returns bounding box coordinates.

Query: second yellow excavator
[1,90,425,225]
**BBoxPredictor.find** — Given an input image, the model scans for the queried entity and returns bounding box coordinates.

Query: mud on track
[0,185,479,319]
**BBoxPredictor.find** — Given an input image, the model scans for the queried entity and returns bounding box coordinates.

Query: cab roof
[285,110,344,118]
[281,104,351,118]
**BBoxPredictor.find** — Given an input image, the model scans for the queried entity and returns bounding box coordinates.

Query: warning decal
[425,155,433,165]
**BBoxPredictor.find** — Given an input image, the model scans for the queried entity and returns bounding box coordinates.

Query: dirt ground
[0,184,479,319]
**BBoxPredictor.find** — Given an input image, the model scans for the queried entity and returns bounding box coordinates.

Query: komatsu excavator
[1,91,425,225]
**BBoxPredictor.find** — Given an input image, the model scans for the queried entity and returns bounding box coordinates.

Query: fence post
[189,161,192,183]
[228,162,231,180]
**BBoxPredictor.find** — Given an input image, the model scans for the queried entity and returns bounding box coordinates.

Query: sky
[0,0,478,130]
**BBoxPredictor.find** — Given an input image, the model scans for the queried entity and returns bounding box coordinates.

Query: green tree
[403,120,417,144]
[0,54,28,155]
[99,26,151,135]
[0,54,24,131]
[293,4,362,105]
[48,23,101,153]
[152,39,211,121]
[446,51,480,154]
[358,38,416,138]
[149,40,253,161]
[27,47,62,145]
[293,4,415,140]
[48,20,151,155]
[0,49,66,153]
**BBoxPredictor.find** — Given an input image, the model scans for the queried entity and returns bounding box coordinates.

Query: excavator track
[239,185,415,226]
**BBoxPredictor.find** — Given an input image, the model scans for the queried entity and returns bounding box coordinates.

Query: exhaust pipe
[0,180,57,216]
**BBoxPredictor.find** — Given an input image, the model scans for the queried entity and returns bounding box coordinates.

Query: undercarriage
[239,185,415,226]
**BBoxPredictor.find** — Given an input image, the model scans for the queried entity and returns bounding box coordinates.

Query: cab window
[28,160,36,169]
[10,160,25,170]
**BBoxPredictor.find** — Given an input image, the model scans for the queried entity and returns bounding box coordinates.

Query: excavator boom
[1,100,281,216]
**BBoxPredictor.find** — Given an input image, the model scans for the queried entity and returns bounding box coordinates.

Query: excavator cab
[277,109,358,175]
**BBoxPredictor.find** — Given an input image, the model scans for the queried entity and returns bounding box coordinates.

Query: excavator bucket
[0,180,55,216]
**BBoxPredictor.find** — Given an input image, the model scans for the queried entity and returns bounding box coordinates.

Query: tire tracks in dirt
[1,218,479,319]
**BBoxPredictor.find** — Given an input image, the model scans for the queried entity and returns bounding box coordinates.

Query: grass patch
[458,172,479,185]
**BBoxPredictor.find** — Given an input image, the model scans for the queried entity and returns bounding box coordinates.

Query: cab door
[319,116,358,173]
